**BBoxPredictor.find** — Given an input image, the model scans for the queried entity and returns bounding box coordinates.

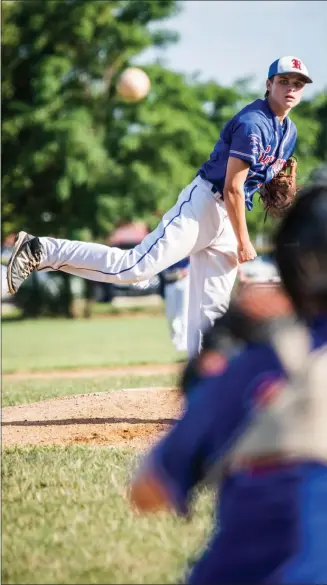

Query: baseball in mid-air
[116,67,151,103]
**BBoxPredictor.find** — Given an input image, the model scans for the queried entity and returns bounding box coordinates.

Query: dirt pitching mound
[2,388,184,449]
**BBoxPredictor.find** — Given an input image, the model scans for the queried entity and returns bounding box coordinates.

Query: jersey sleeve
[229,120,265,165]
[145,345,284,515]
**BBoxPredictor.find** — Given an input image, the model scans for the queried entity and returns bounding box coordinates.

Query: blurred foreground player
[129,183,327,585]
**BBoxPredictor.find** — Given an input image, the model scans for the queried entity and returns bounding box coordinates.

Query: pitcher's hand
[238,241,257,263]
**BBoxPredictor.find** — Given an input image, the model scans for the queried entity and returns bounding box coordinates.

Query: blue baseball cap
[268,56,312,83]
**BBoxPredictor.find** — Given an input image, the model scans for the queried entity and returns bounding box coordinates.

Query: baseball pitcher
[7,56,311,356]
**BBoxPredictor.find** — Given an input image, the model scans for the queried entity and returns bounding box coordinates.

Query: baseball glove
[260,156,298,219]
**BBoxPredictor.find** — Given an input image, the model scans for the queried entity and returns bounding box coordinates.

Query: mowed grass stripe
[2,316,184,374]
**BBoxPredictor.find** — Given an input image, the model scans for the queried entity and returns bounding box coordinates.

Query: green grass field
[2,315,215,585]
[2,373,177,408]
[2,446,214,585]
[2,315,183,373]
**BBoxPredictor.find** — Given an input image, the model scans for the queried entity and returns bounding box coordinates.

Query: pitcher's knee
[128,260,158,282]
[114,264,156,284]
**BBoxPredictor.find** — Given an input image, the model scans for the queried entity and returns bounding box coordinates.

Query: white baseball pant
[38,175,238,356]
[165,273,190,353]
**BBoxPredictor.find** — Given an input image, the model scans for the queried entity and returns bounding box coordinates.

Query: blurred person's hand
[236,283,294,321]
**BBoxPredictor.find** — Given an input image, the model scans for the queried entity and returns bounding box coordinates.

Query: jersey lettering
[292,58,302,70]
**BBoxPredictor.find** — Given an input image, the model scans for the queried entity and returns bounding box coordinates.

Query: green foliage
[1,0,181,239]
[290,92,327,183]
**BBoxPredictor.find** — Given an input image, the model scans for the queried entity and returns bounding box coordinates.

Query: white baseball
[116,67,151,102]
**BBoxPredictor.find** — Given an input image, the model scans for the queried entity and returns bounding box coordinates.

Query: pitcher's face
[267,74,306,110]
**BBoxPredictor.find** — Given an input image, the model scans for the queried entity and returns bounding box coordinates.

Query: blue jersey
[147,315,327,584]
[198,98,297,211]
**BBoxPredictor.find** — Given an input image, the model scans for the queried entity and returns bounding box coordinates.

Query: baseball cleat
[6,231,43,294]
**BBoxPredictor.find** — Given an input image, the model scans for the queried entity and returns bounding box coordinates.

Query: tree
[1,0,181,241]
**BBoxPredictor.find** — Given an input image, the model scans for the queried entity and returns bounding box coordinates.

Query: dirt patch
[2,387,184,449]
[3,363,184,381]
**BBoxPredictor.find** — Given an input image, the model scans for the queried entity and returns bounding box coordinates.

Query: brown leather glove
[260,156,298,218]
